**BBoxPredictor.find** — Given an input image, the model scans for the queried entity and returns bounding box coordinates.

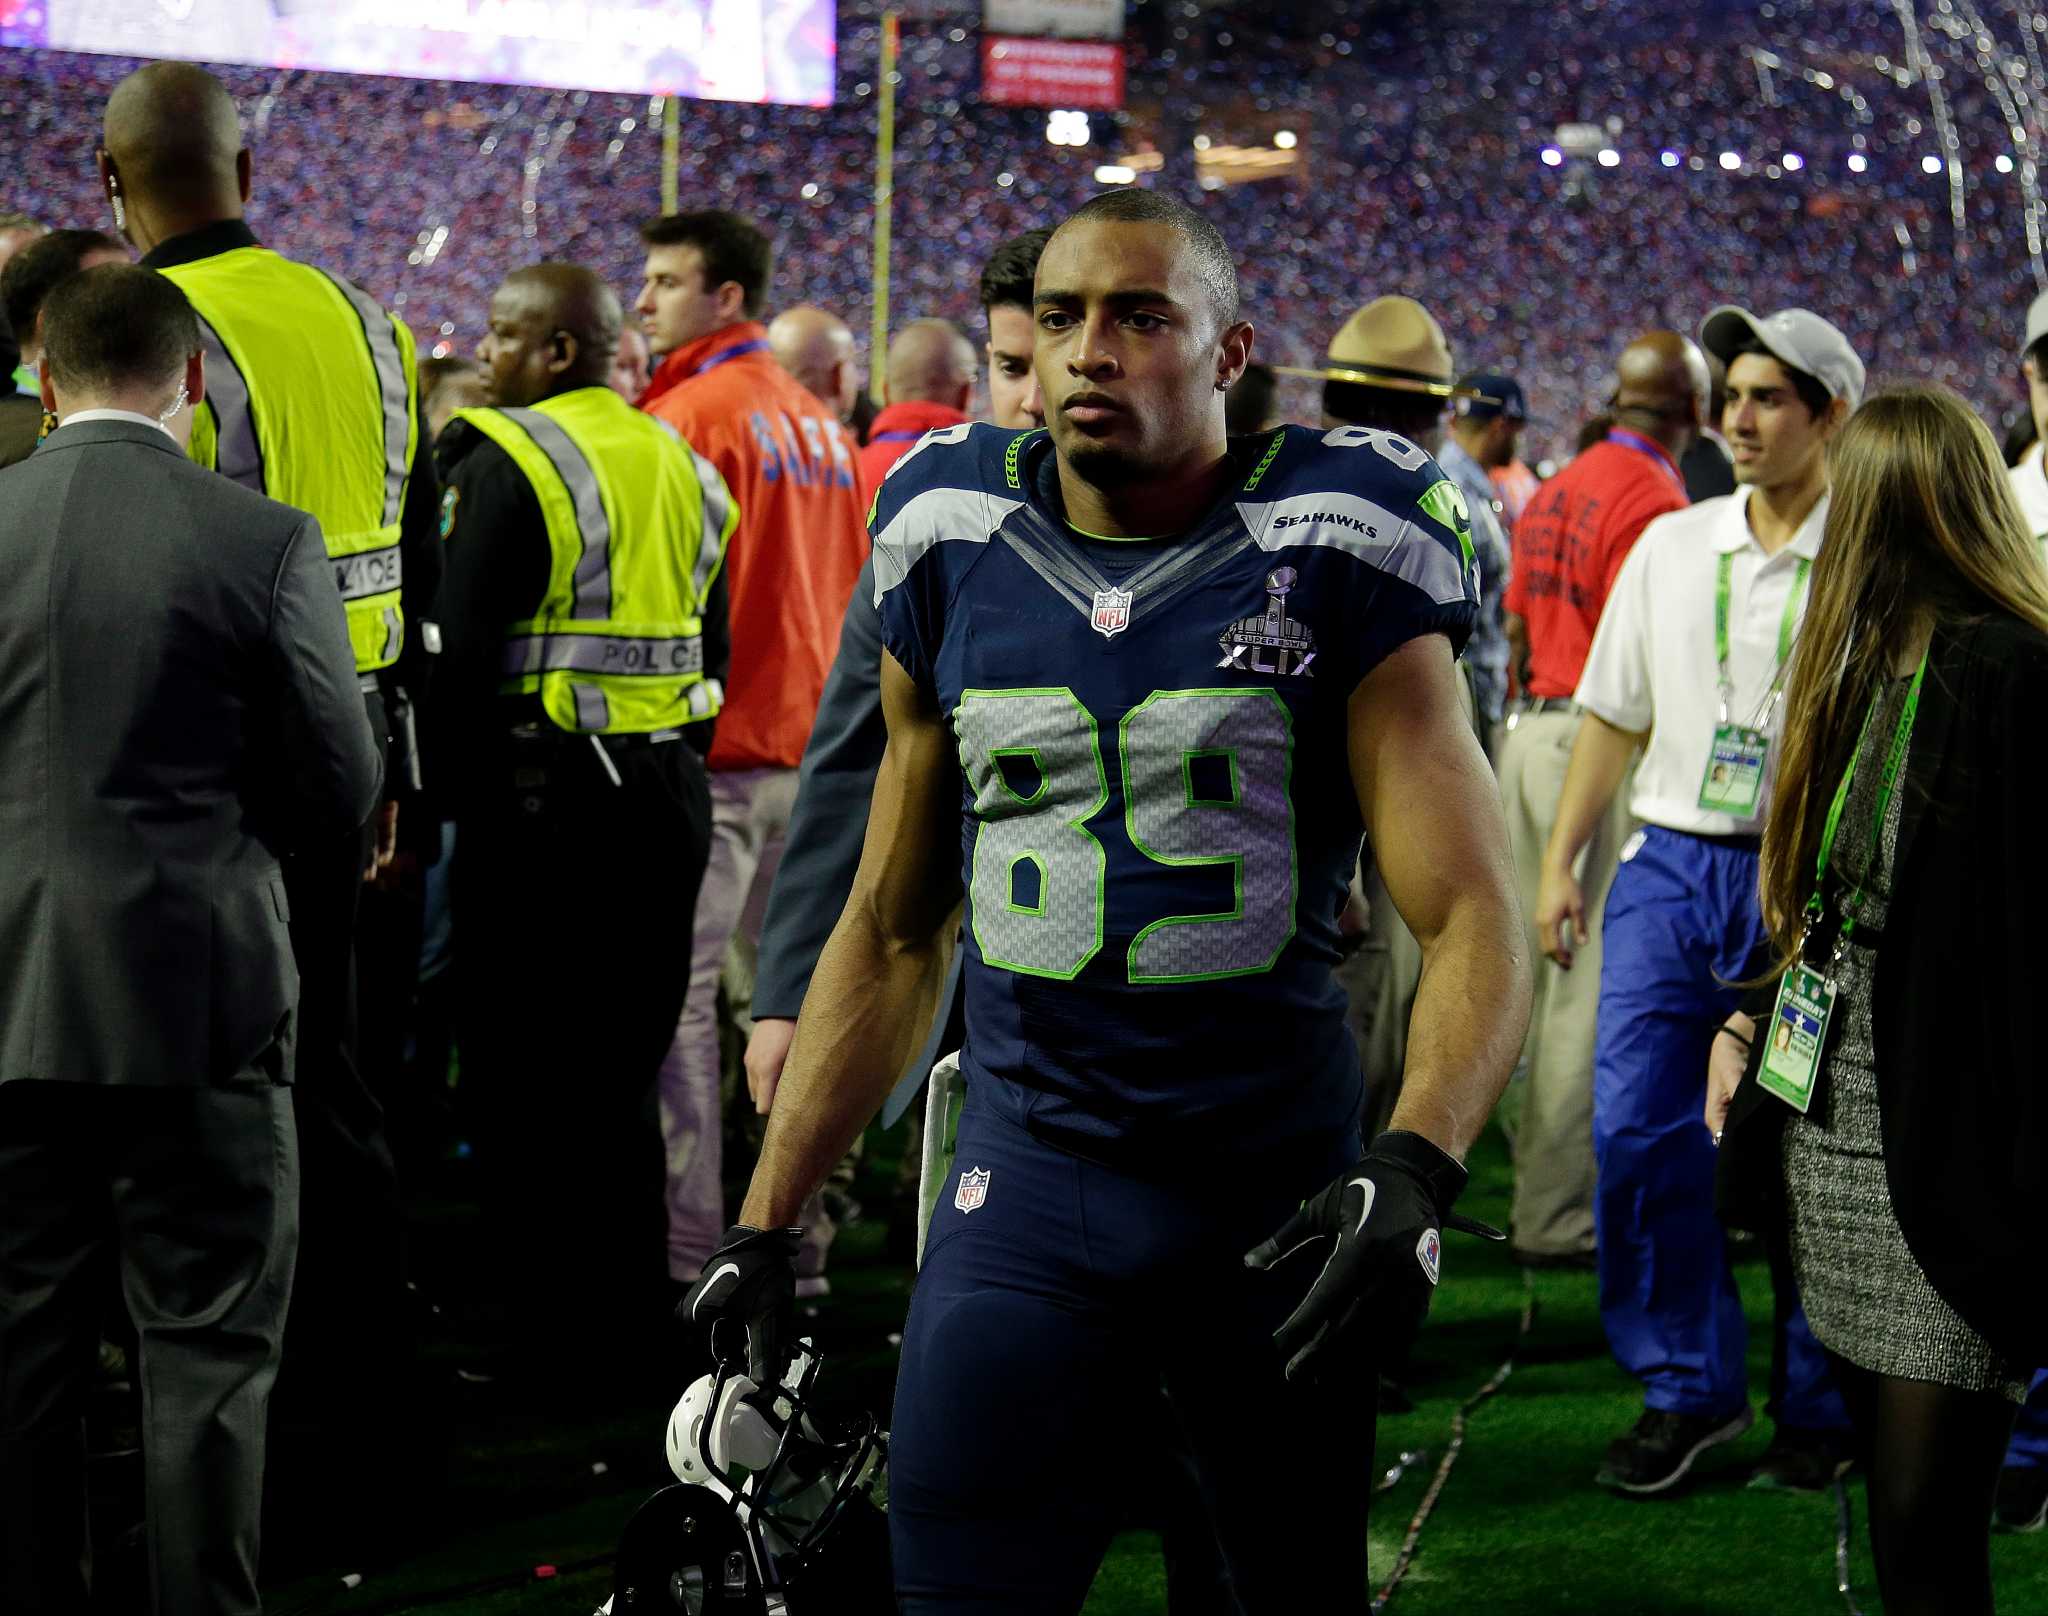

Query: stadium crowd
[5,3,2048,1614]
[2,0,2046,461]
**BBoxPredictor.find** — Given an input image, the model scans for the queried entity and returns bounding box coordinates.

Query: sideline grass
[263,1125,2045,1615]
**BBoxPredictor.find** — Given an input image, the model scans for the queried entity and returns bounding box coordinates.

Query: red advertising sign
[981,35,1126,109]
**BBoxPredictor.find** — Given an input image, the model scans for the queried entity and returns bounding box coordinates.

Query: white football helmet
[603,1340,890,1616]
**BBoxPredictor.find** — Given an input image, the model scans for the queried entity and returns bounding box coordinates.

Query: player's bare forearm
[1539,711,1645,876]
[1349,635,1531,1160]
[1393,888,1528,1158]
[738,653,961,1229]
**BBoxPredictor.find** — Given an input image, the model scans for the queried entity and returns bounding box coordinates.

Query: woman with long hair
[1707,385,2048,1613]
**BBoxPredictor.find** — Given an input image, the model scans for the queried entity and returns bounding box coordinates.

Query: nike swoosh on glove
[1243,1130,1503,1384]
[678,1224,803,1388]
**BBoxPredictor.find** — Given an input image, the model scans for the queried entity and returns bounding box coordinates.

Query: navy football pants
[891,1090,1370,1613]
[1594,827,1846,1430]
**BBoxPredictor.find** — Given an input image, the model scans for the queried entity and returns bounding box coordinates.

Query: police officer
[97,60,440,1557]
[435,263,732,1379]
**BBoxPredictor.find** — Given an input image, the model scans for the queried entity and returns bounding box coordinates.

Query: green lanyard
[1802,650,1929,953]
[1715,551,1813,723]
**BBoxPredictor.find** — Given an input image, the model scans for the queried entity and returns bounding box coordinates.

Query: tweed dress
[1780,674,2029,1402]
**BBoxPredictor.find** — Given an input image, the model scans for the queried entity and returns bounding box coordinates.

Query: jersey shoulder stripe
[870,422,1034,603]
[1232,424,1477,609]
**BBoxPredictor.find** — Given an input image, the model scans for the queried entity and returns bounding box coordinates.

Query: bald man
[0,214,40,274]
[858,317,976,486]
[433,263,733,1383]
[1495,330,1702,1270]
[767,302,860,422]
[98,59,442,1561]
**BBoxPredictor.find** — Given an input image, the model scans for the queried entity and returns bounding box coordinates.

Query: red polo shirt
[641,322,870,771]
[857,399,971,490]
[1505,430,1689,699]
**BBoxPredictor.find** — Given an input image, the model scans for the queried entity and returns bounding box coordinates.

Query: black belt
[1667,827,1763,854]
[506,723,687,754]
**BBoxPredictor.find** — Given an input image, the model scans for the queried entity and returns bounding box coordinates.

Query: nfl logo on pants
[955,1166,991,1213]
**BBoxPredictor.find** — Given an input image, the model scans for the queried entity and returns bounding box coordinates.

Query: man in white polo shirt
[1536,307,1861,1497]
[2011,291,2048,551]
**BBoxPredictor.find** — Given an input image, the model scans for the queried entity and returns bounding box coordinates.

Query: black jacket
[1721,610,2048,1364]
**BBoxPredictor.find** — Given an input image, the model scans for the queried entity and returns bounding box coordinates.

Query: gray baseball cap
[1699,306,1866,411]
[2025,290,2048,353]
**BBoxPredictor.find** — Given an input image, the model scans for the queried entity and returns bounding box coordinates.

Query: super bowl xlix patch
[1218,566,1317,677]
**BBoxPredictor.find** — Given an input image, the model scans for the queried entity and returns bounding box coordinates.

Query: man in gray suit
[0,264,380,1615]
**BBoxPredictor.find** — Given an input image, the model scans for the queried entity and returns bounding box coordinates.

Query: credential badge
[1090,586,1132,639]
[954,1166,991,1214]
[1218,566,1317,677]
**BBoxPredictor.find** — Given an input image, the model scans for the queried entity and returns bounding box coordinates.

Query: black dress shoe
[1746,1425,1856,1492]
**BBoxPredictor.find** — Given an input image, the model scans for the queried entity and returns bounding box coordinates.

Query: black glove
[677,1224,802,1387]
[1244,1130,1502,1384]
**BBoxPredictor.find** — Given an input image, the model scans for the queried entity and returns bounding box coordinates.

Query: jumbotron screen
[0,0,836,106]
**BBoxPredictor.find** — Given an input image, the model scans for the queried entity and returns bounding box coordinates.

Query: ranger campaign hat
[1699,305,1866,411]
[1273,296,1486,400]
[1452,371,1528,421]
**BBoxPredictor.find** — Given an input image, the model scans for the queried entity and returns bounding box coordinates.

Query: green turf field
[261,1123,2047,1615]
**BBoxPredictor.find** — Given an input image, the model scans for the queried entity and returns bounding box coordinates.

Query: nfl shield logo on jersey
[955,1166,991,1214]
[1416,1227,1442,1285]
[1089,587,1133,639]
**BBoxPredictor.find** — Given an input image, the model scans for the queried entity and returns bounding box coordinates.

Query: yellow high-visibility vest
[453,387,735,735]
[161,247,420,674]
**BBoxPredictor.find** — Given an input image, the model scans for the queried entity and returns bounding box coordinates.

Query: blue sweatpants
[1594,827,1846,1430]
[891,1088,1370,1614]
[2008,1371,2048,1468]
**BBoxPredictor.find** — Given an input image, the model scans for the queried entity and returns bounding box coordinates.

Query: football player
[685,189,1531,1611]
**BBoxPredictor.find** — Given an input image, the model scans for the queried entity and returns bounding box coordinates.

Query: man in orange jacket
[636,209,870,1287]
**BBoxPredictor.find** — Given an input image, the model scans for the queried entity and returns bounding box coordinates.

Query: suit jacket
[751,553,962,1122]
[0,418,382,1088]
[1720,610,2048,1363]
[754,553,889,1023]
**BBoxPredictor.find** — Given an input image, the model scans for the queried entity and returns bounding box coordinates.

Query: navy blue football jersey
[873,423,1478,1161]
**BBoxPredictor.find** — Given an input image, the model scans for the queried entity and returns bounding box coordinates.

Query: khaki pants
[658,765,800,1279]
[1344,860,1424,1140]
[1497,708,1636,1259]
